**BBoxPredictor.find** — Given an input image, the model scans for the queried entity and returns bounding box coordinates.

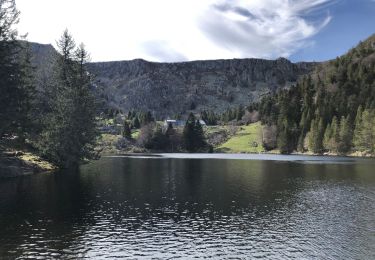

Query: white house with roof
[163,119,206,128]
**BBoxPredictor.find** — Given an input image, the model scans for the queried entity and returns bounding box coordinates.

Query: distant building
[163,119,206,128]
[198,120,207,126]
[164,120,185,128]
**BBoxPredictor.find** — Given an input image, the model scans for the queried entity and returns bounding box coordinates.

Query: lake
[0,154,374,259]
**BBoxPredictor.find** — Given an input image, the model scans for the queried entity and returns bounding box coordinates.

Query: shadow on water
[0,156,374,258]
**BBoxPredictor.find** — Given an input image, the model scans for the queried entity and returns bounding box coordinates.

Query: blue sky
[291,0,375,62]
[16,0,375,62]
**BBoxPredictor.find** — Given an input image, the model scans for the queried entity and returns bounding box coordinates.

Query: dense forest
[258,35,375,155]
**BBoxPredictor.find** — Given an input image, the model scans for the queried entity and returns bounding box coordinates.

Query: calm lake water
[0,154,374,259]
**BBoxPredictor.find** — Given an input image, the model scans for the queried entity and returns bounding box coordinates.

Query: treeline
[126,110,154,129]
[259,35,375,155]
[119,113,210,152]
[0,1,97,167]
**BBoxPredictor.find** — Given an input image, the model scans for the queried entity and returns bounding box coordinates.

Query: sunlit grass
[216,122,264,153]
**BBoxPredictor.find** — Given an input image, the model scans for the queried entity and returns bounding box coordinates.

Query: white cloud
[199,0,334,59]
[15,0,335,62]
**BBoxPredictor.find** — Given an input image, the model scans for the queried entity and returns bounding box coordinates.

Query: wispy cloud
[198,0,335,59]
[141,41,187,62]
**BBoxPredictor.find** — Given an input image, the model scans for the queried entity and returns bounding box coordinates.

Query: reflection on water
[0,156,374,259]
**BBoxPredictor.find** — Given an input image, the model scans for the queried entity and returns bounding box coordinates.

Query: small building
[163,119,206,128]
[198,120,207,126]
[164,119,185,128]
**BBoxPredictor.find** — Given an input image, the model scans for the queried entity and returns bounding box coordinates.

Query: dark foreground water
[0,154,374,259]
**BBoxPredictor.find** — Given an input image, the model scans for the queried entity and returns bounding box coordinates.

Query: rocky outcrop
[29,42,318,118]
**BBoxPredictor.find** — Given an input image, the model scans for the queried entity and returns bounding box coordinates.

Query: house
[198,120,207,126]
[163,120,185,128]
[163,119,206,128]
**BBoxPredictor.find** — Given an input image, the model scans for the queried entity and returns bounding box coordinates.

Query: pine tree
[194,119,206,149]
[277,118,291,154]
[36,30,98,168]
[338,116,353,154]
[330,116,340,153]
[145,124,168,150]
[139,111,154,126]
[316,117,325,153]
[165,122,175,137]
[236,105,244,121]
[353,106,364,151]
[307,117,324,154]
[122,120,132,139]
[307,119,316,152]
[127,111,132,120]
[183,113,196,152]
[0,1,34,140]
[132,116,140,129]
[323,123,332,151]
[354,109,375,153]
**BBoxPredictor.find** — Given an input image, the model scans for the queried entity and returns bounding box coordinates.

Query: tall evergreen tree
[122,120,132,139]
[194,119,206,149]
[323,123,332,151]
[36,30,98,168]
[353,109,375,153]
[183,113,196,152]
[183,113,207,152]
[236,105,244,121]
[308,117,325,154]
[132,116,140,129]
[330,116,340,153]
[338,116,353,154]
[0,0,33,140]
[277,118,292,154]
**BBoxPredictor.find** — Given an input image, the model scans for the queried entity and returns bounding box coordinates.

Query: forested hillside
[259,34,375,155]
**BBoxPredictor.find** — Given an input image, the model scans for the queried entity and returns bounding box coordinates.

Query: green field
[131,130,140,139]
[216,122,264,153]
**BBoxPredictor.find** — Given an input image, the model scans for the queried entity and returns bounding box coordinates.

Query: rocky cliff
[30,42,317,118]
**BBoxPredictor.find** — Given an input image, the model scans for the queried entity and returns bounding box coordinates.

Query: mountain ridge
[29,42,318,118]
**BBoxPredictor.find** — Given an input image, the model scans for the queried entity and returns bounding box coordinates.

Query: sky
[16,0,375,63]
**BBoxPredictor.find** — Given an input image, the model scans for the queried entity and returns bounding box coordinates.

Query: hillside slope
[28,42,317,118]
[259,33,375,154]
[88,58,316,118]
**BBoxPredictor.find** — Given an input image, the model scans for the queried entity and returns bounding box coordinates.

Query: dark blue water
[0,154,374,259]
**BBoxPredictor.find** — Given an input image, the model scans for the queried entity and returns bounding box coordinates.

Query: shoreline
[104,151,375,161]
[2,150,373,179]
[0,151,56,179]
[107,149,375,159]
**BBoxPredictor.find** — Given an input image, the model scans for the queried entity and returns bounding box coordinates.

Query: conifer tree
[194,119,205,148]
[330,116,340,153]
[0,0,34,140]
[354,109,375,153]
[353,106,364,151]
[307,119,316,152]
[132,116,140,129]
[323,123,332,151]
[36,30,98,168]
[183,113,196,152]
[338,116,353,154]
[122,120,132,139]
[236,105,244,121]
[316,117,325,153]
[183,113,206,152]
[277,118,291,154]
